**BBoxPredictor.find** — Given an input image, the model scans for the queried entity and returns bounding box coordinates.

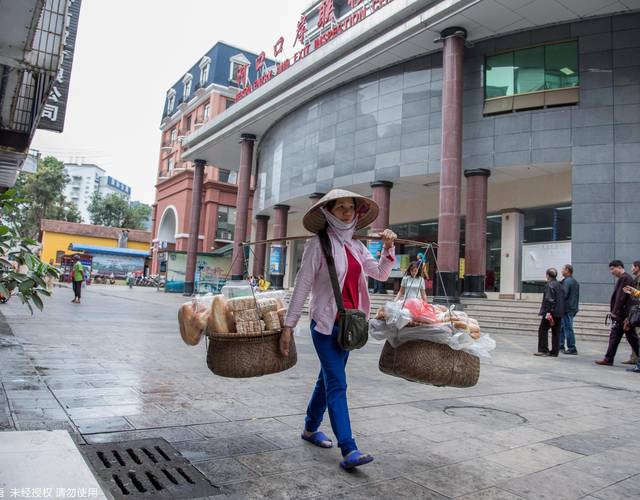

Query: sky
[32,0,307,204]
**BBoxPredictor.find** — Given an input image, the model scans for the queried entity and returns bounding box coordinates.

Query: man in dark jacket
[535,268,565,357]
[595,260,638,366]
[560,264,580,355]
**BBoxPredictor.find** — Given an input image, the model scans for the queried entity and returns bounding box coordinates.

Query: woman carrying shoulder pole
[279,189,397,470]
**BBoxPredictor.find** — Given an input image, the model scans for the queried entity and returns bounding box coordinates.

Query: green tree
[14,156,82,238]
[88,194,151,230]
[0,189,58,314]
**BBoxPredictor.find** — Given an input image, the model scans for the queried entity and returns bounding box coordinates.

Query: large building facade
[150,43,274,278]
[64,163,132,223]
[179,0,640,304]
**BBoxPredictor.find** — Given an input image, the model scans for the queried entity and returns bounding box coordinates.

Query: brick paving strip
[1,285,640,499]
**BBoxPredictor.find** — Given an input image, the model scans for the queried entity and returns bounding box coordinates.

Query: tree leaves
[0,190,59,315]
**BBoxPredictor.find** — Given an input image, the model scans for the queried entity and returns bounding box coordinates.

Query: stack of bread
[206,294,287,335]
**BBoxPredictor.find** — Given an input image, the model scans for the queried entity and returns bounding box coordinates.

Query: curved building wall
[256,13,640,303]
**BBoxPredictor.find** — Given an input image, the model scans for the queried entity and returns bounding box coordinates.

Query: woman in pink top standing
[280,189,397,470]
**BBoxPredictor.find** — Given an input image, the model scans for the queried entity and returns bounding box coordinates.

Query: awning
[68,243,149,258]
[211,243,233,256]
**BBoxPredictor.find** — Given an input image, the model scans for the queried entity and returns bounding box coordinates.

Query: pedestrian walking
[71,255,84,304]
[595,260,638,366]
[622,260,640,372]
[395,260,427,302]
[559,264,579,355]
[534,268,564,357]
[280,189,397,470]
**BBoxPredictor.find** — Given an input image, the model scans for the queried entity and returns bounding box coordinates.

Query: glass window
[185,115,191,132]
[200,63,209,86]
[183,78,192,100]
[203,104,210,121]
[515,46,545,94]
[523,205,571,243]
[218,169,237,184]
[485,41,579,99]
[216,206,236,240]
[170,128,177,143]
[545,41,579,90]
[485,52,514,98]
[225,98,234,109]
[167,94,175,113]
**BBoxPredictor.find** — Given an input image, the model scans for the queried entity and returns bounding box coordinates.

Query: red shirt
[341,247,361,310]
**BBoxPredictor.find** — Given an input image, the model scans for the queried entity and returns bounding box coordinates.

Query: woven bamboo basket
[379,339,480,388]
[206,329,297,378]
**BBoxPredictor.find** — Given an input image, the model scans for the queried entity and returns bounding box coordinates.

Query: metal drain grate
[80,438,220,499]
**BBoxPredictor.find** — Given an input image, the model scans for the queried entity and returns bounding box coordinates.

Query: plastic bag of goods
[207,294,237,334]
[178,294,214,345]
[220,280,253,299]
[402,298,439,324]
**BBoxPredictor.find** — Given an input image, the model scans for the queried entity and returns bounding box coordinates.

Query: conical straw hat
[302,188,379,234]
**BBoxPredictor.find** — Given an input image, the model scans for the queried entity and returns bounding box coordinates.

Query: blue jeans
[305,320,357,457]
[560,312,577,351]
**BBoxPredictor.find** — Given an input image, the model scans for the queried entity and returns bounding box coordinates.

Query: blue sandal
[301,431,333,448]
[339,450,374,470]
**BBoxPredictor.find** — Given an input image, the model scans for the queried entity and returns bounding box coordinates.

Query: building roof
[41,220,151,244]
[68,243,149,257]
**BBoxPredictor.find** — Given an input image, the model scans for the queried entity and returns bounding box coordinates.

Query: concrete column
[184,159,206,295]
[270,205,289,289]
[499,209,524,299]
[252,215,269,277]
[435,26,467,304]
[370,181,393,232]
[231,133,256,280]
[463,169,491,298]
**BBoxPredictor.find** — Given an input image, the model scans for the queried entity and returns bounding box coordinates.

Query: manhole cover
[444,406,527,425]
[80,438,221,499]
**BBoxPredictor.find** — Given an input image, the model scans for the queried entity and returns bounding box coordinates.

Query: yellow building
[40,219,151,265]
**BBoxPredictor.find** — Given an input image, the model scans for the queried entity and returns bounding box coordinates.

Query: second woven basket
[379,339,480,388]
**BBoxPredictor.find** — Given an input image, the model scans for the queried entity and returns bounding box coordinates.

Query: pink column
[370,181,393,232]
[463,169,491,298]
[270,205,289,289]
[252,215,269,277]
[184,159,205,295]
[435,27,467,303]
[231,133,256,279]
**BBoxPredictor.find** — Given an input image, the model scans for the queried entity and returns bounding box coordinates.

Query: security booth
[60,253,93,283]
[161,245,232,293]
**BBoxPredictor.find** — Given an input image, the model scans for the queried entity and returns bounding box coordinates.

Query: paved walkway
[1,285,640,499]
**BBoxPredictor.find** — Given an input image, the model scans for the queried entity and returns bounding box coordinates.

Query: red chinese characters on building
[255,51,266,72]
[273,36,284,58]
[294,15,307,47]
[317,0,335,29]
[347,0,363,8]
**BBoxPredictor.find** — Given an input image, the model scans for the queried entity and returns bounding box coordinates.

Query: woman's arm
[395,287,404,301]
[283,238,319,329]
[420,288,428,301]
[359,243,396,281]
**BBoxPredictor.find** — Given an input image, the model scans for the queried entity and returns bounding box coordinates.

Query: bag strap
[318,229,345,314]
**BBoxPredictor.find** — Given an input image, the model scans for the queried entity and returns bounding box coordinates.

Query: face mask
[321,207,357,244]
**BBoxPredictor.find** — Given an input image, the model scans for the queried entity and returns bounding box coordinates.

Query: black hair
[633,261,640,269]
[546,267,557,279]
[609,259,624,268]
[405,261,420,276]
[563,264,573,275]
[323,197,358,212]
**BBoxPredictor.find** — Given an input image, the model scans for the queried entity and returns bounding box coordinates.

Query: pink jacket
[284,234,396,335]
